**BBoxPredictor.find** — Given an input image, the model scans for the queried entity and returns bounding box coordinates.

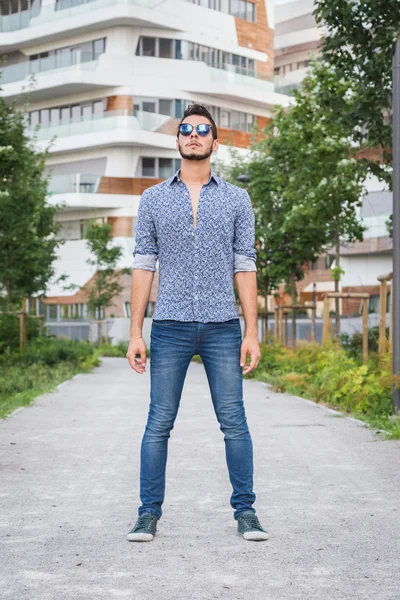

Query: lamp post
[392,35,400,414]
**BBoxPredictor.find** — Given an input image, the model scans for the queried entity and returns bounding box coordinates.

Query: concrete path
[1,357,399,600]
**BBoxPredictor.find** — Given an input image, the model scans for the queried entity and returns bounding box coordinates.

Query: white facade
[1,0,289,311]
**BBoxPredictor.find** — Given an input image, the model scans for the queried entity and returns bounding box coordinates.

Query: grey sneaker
[127,513,158,542]
[237,511,269,541]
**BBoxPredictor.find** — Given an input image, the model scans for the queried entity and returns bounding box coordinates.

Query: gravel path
[1,357,399,600]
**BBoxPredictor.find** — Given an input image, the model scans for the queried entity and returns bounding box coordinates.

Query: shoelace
[239,513,264,531]
[135,514,156,531]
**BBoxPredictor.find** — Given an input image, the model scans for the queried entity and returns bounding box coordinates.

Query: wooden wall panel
[107,217,133,237]
[105,95,133,113]
[97,177,164,195]
[235,0,274,77]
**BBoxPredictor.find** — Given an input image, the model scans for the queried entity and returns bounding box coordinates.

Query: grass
[0,338,100,420]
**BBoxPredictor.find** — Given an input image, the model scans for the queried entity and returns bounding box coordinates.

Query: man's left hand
[240,336,260,375]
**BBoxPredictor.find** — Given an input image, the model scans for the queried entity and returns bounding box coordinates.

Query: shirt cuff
[233,253,257,273]
[132,253,158,271]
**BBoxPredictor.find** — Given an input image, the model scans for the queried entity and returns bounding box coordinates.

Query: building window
[135,37,257,75]
[142,158,156,177]
[159,158,174,179]
[29,37,106,72]
[27,99,106,127]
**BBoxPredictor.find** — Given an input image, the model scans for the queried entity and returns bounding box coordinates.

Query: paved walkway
[1,357,399,600]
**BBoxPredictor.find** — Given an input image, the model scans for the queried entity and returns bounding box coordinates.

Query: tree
[84,221,130,344]
[0,89,62,313]
[243,60,367,338]
[314,0,400,185]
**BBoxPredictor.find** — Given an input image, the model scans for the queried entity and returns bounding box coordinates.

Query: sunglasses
[178,123,213,137]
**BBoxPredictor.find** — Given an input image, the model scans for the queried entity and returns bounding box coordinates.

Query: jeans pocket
[220,318,241,327]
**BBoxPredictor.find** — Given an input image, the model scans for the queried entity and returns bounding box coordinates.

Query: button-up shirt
[132,169,257,322]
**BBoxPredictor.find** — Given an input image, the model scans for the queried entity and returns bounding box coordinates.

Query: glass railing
[210,64,275,91]
[47,174,100,195]
[0,5,41,32]
[0,51,99,84]
[0,0,164,32]
[27,111,173,139]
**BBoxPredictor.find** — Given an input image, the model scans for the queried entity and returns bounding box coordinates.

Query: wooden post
[279,306,284,344]
[311,306,316,343]
[19,298,27,350]
[378,279,388,355]
[98,321,103,348]
[283,312,288,347]
[106,321,109,345]
[362,298,368,364]
[390,284,393,352]
[322,296,331,344]
[89,321,92,344]
[274,308,279,343]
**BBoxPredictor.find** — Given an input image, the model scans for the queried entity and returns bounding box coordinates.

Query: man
[126,104,268,542]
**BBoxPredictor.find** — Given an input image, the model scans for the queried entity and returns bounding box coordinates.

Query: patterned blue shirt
[132,169,257,322]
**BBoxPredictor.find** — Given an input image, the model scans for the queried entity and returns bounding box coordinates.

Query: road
[1,357,399,600]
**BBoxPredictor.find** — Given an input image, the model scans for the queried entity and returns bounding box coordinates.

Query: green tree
[0,90,61,312]
[84,221,130,344]
[314,0,400,184]
[245,60,367,337]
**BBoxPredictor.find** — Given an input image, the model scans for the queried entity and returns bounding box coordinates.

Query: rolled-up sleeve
[132,190,158,271]
[233,191,257,273]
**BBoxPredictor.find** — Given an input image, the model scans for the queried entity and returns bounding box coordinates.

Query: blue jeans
[138,318,256,521]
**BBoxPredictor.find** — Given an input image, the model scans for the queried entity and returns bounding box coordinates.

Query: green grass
[0,338,100,420]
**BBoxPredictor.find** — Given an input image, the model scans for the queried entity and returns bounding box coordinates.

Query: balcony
[27,111,172,141]
[0,50,98,85]
[46,173,136,210]
[0,0,163,33]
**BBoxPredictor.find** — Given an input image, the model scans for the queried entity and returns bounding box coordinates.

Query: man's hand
[126,337,147,374]
[240,335,260,376]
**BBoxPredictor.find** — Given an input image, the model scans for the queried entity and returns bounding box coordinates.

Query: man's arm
[233,191,260,375]
[126,191,158,374]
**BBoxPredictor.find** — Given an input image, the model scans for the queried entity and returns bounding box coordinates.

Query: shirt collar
[169,168,220,186]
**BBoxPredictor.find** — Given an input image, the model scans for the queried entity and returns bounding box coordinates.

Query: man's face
[176,114,219,161]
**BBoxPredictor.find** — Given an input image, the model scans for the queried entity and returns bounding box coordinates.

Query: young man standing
[126,104,268,542]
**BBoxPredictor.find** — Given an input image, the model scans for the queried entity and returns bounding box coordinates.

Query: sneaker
[237,511,269,541]
[126,513,158,542]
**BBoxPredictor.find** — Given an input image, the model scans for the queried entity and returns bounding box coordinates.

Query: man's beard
[178,144,213,161]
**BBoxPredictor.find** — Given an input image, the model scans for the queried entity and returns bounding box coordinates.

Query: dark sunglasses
[178,123,212,137]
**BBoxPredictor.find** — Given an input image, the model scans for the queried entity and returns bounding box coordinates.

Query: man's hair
[178,104,218,140]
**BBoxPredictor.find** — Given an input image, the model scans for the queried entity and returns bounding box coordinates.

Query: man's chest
[154,191,236,243]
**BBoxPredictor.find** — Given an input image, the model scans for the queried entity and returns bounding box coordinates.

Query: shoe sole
[239,531,269,541]
[126,532,155,542]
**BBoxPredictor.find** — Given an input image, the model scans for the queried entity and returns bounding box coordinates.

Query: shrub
[0,313,40,353]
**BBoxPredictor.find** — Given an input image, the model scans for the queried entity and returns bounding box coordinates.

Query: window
[142,158,156,177]
[142,37,156,57]
[30,110,39,126]
[48,304,57,321]
[143,101,156,113]
[159,38,173,59]
[124,302,131,318]
[159,99,173,116]
[159,158,173,179]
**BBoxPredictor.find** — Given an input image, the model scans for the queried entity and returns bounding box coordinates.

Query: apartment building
[0,0,292,322]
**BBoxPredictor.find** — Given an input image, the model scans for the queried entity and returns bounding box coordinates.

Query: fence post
[378,279,388,355]
[362,298,368,364]
[274,308,279,343]
[390,284,394,353]
[279,306,284,344]
[283,312,288,347]
[19,298,27,350]
[322,296,331,344]
[311,306,316,343]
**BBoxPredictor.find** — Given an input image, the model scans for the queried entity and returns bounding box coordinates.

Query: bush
[0,313,40,353]
[340,326,386,356]
[250,341,396,424]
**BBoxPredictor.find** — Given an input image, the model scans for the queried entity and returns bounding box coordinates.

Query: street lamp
[392,35,400,414]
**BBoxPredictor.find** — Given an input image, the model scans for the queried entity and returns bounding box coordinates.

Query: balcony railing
[0,51,98,85]
[209,63,274,91]
[0,0,163,33]
[27,111,172,140]
[47,174,100,195]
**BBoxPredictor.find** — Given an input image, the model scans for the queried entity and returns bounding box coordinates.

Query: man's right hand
[126,337,147,374]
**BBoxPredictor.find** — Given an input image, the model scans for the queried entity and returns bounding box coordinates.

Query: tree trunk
[335,232,340,339]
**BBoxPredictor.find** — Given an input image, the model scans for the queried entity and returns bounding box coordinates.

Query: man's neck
[179,160,211,186]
